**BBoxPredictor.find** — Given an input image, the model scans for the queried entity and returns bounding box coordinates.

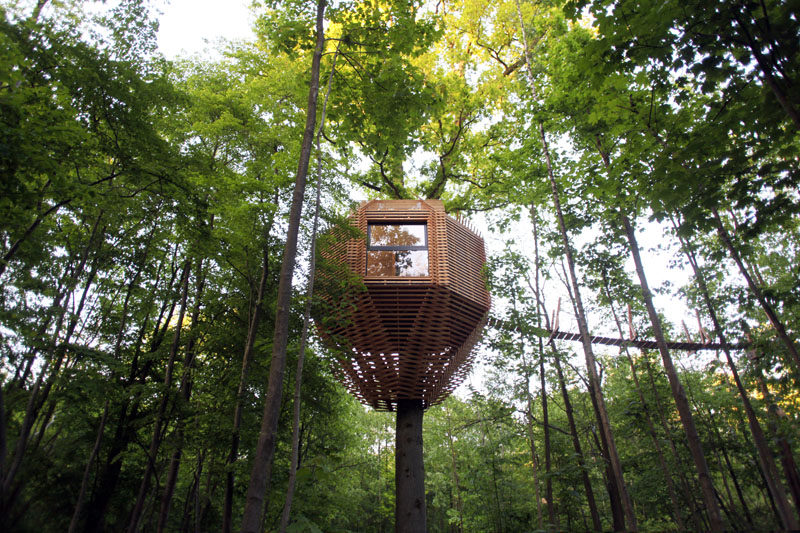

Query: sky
[152,0,695,332]
[156,0,255,59]
[150,0,704,395]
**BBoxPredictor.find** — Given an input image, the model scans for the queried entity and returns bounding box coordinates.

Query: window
[366,223,429,277]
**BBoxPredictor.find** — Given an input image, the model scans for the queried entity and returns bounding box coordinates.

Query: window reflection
[369,224,426,247]
[367,250,429,277]
[367,223,428,277]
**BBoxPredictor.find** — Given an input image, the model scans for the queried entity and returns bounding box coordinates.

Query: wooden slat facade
[316,199,491,411]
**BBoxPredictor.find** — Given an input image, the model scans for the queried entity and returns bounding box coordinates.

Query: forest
[1,0,799,531]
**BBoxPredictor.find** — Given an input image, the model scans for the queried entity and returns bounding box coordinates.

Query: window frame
[365,222,429,277]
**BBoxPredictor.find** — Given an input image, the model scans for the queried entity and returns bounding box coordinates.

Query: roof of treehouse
[316,199,491,411]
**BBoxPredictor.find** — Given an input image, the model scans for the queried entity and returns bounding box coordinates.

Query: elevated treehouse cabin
[317,199,491,411]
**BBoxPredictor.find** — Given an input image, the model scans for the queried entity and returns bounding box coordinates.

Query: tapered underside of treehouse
[318,199,491,411]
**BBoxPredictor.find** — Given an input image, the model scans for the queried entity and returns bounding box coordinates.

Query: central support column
[395,399,426,533]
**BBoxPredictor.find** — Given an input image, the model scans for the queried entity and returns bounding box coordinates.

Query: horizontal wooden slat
[315,199,491,411]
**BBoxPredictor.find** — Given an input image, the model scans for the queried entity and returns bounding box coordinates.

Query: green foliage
[1,0,799,531]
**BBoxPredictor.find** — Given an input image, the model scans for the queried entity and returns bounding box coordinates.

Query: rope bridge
[486,316,746,352]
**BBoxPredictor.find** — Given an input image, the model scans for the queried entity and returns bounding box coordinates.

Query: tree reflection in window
[366,223,429,277]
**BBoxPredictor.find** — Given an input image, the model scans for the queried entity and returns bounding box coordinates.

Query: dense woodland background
[1,0,800,531]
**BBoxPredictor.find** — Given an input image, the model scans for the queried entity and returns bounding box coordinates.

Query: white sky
[151,0,705,397]
[152,0,696,332]
[156,0,255,59]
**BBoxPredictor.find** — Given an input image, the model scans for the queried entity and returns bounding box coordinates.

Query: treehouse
[317,199,491,411]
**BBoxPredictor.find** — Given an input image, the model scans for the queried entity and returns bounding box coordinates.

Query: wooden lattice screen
[316,199,491,411]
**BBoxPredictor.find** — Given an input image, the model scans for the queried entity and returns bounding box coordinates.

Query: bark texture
[239,2,327,530]
[622,214,723,531]
[395,399,426,533]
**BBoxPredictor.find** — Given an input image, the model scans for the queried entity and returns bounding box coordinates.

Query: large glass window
[366,223,429,277]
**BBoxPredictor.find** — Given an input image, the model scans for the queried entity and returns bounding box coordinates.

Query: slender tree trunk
[706,407,753,527]
[12,315,53,387]
[178,449,202,533]
[2,218,106,506]
[276,195,316,529]
[239,3,326,530]
[539,353,555,525]
[68,400,109,533]
[754,453,782,521]
[641,351,706,530]
[714,451,739,524]
[779,454,800,515]
[395,399,426,533]
[127,259,192,533]
[223,237,272,533]
[199,453,219,533]
[553,351,602,530]
[29,229,104,456]
[621,213,723,530]
[445,411,465,533]
[185,450,205,533]
[712,208,800,377]
[482,423,505,533]
[526,210,545,529]
[279,41,339,533]
[754,372,800,515]
[601,276,686,531]
[555,247,632,531]
[587,378,626,531]
[509,22,639,518]
[671,215,798,529]
[523,375,544,530]
[158,253,208,532]
[83,400,137,533]
[82,231,177,533]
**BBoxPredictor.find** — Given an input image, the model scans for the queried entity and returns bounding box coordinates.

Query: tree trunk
[82,232,176,533]
[585,377,626,531]
[621,213,723,531]
[557,258,629,532]
[223,236,272,533]
[127,259,192,533]
[553,351,602,531]
[536,126,636,532]
[641,352,706,530]
[707,408,754,527]
[712,208,800,378]
[672,215,798,529]
[395,399,426,533]
[82,398,138,533]
[515,4,636,525]
[279,41,338,533]
[756,374,800,514]
[68,400,109,533]
[526,209,545,529]
[158,253,208,533]
[29,229,104,457]
[523,378,544,530]
[538,109,636,533]
[539,353,555,525]
[239,2,326,530]
[1,213,104,503]
[445,411,465,533]
[602,277,685,531]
